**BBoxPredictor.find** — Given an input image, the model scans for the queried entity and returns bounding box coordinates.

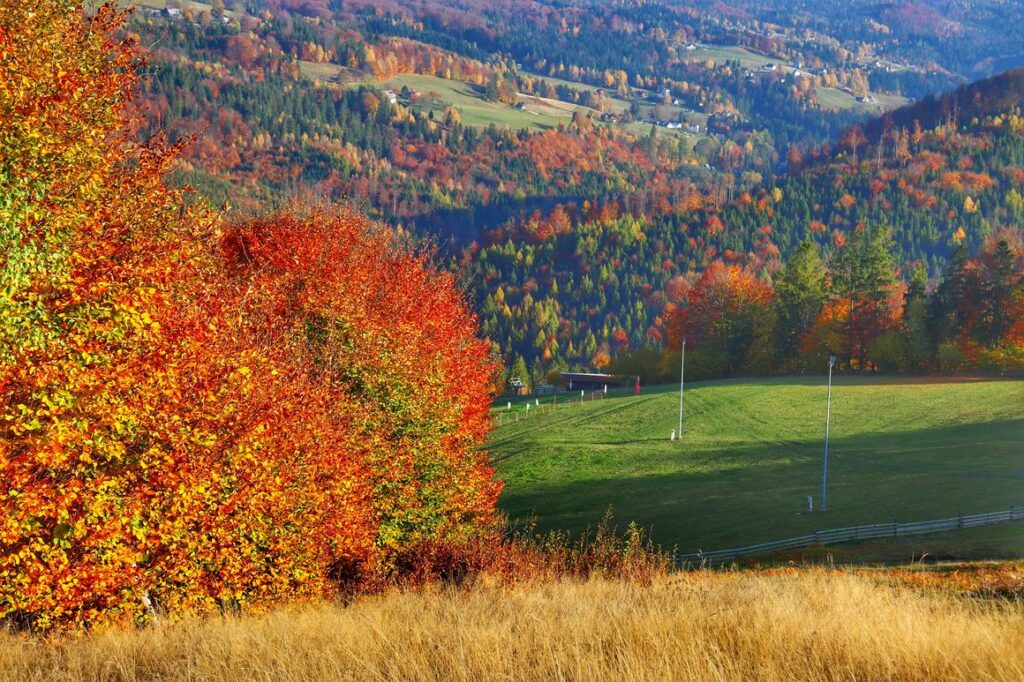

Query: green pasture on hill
[490,377,1024,561]
[382,74,578,129]
[328,72,588,131]
[327,69,705,135]
[682,43,909,112]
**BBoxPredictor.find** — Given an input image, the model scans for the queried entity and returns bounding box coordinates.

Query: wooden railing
[675,506,1024,565]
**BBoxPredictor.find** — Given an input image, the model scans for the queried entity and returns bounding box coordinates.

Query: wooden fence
[493,389,613,427]
[675,506,1024,565]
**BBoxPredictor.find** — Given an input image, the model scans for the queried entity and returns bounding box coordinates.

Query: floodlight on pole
[678,337,686,443]
[821,354,836,511]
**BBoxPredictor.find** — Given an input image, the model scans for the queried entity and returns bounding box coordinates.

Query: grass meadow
[5,570,1024,681]
[325,69,704,135]
[378,74,580,130]
[323,72,591,131]
[681,44,909,112]
[491,377,1024,561]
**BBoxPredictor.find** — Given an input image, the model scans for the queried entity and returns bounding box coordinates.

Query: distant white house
[164,7,183,19]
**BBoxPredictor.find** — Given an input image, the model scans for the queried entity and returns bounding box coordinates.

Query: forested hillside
[466,79,1024,382]
[131,0,949,221]
[125,1,1023,384]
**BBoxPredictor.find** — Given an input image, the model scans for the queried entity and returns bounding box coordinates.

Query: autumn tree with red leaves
[0,1,499,631]
[664,262,775,378]
[218,209,501,577]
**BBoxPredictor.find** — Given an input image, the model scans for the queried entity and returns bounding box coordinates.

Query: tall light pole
[678,337,686,442]
[821,354,836,511]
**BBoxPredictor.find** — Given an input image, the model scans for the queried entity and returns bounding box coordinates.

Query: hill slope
[491,377,1024,559]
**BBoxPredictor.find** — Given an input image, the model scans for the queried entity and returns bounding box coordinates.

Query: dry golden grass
[4,570,1024,681]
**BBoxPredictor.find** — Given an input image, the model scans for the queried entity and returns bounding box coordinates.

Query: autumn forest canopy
[0,0,1023,631]
[119,0,1024,386]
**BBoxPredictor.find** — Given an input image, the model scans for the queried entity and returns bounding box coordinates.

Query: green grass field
[522,70,705,123]
[134,0,243,17]
[682,43,909,113]
[682,44,779,70]
[815,86,909,112]
[329,73,589,131]
[331,69,707,136]
[490,377,1024,561]
[385,74,579,129]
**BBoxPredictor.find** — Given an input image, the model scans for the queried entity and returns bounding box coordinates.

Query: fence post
[672,505,1024,565]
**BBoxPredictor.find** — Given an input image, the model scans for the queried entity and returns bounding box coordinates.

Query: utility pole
[821,354,835,511]
[678,338,686,443]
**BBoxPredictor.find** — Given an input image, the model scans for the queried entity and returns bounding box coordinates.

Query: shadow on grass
[497,418,1024,558]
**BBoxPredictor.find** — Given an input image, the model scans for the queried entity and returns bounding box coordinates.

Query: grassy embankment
[491,377,1024,561]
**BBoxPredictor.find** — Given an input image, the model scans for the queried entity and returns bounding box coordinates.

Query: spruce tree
[980,239,1017,347]
[773,241,827,363]
[833,225,897,369]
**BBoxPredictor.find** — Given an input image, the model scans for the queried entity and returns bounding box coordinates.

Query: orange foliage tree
[0,0,219,629]
[218,209,501,583]
[665,262,774,377]
[1,1,499,630]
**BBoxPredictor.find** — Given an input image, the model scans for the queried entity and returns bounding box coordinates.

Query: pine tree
[484,74,500,102]
[904,264,931,371]
[979,239,1018,347]
[773,241,827,362]
[833,225,897,369]
[510,355,530,390]
[927,245,971,348]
